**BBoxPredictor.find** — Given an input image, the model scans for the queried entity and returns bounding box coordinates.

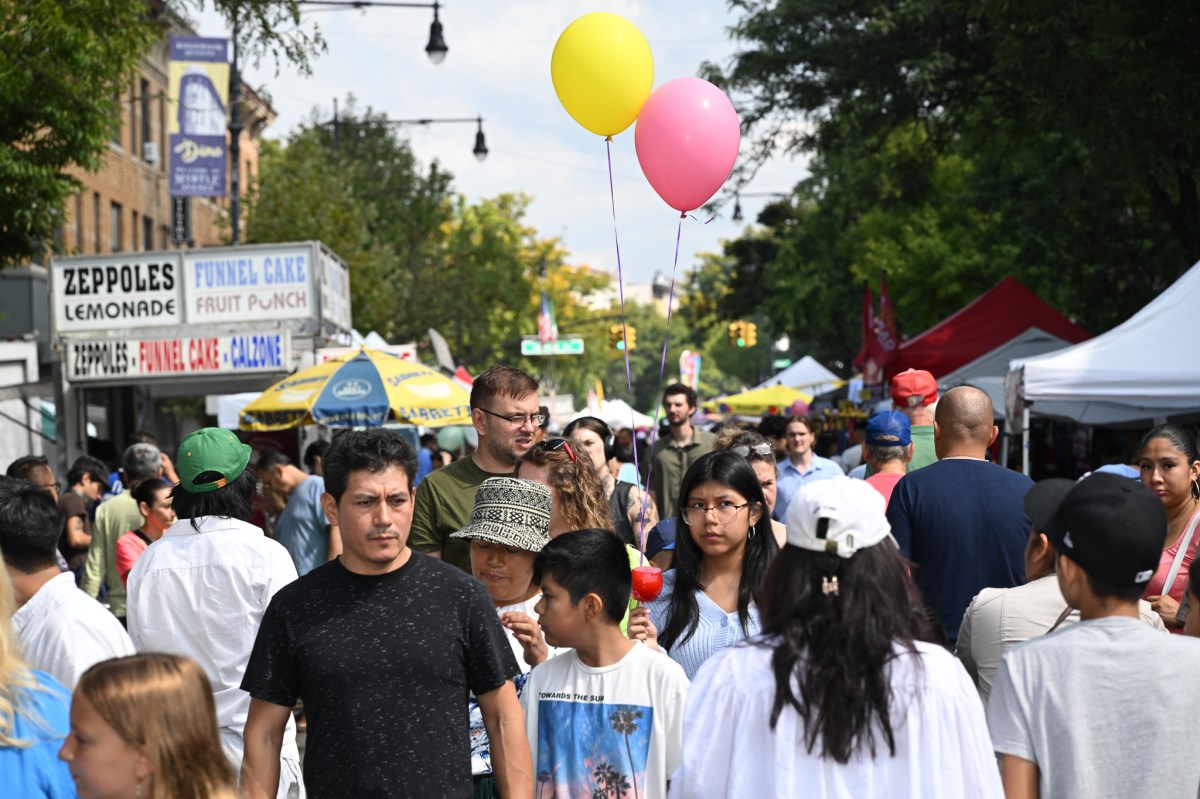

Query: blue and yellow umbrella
[239,348,472,430]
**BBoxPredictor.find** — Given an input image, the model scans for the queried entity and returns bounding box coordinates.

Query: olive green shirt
[649,427,716,521]
[79,490,145,619]
[908,424,937,473]
[409,456,511,573]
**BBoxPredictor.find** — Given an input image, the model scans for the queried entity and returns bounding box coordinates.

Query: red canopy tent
[885,277,1091,381]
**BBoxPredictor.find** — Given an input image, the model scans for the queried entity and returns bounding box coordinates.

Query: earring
[1192,478,1199,501]
[135,782,143,799]
[748,526,757,541]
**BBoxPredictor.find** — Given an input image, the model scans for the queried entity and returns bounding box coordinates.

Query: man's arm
[999,754,1039,799]
[477,681,533,799]
[64,515,91,549]
[79,517,108,597]
[241,698,292,799]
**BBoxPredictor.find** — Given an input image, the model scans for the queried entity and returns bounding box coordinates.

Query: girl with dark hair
[641,451,778,679]
[115,480,174,586]
[671,478,1001,797]
[1137,423,1200,631]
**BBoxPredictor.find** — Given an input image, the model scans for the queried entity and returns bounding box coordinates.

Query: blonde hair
[76,654,238,799]
[520,437,614,532]
[0,565,55,748]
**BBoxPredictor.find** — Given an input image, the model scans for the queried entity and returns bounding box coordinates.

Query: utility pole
[228,10,243,244]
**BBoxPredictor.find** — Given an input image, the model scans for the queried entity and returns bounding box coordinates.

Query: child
[988,473,1200,798]
[60,653,238,799]
[523,528,689,799]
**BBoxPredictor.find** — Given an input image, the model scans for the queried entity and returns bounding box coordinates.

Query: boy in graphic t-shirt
[522,529,689,799]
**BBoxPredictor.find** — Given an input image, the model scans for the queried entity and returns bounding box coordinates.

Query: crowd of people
[2,364,1199,798]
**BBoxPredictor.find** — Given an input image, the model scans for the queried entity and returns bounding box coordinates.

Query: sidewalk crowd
[2,364,1199,798]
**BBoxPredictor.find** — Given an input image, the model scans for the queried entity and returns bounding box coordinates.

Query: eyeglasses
[477,407,547,428]
[681,502,753,526]
[40,482,61,493]
[533,437,576,463]
[731,443,773,458]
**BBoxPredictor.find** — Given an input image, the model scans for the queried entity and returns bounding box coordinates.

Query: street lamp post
[328,105,489,161]
[229,0,449,245]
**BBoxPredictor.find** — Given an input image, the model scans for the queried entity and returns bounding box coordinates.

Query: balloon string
[605,138,647,563]
[634,215,685,564]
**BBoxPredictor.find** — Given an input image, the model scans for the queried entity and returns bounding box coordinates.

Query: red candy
[631,565,663,603]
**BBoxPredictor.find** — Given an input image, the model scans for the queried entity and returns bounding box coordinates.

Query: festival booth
[752,355,842,396]
[885,277,1091,416]
[1006,259,1200,471]
[701,384,813,417]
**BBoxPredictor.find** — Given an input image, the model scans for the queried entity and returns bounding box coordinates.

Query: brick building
[57,28,274,256]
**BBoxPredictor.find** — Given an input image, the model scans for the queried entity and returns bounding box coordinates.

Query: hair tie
[822,576,839,596]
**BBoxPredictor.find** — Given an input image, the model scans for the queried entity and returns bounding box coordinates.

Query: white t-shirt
[11,572,135,690]
[522,642,689,799]
[670,639,1002,799]
[988,616,1200,799]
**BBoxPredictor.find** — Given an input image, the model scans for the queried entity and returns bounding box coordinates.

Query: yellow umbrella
[701,384,813,416]
[239,347,472,430]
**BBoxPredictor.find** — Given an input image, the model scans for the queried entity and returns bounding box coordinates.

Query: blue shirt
[415,448,434,487]
[276,475,329,576]
[647,570,761,680]
[0,670,76,799]
[773,455,842,521]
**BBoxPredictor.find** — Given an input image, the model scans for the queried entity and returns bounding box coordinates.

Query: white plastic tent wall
[1007,259,1200,428]
[753,355,841,395]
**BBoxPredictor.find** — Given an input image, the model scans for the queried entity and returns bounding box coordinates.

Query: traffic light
[625,325,637,350]
[728,321,743,347]
[609,324,624,350]
[744,322,758,348]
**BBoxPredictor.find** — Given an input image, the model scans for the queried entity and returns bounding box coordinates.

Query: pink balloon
[635,78,740,213]
[790,399,809,416]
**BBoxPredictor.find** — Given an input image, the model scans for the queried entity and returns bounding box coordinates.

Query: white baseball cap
[785,477,898,558]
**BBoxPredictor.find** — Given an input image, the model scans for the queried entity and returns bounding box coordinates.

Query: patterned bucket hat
[449,477,552,553]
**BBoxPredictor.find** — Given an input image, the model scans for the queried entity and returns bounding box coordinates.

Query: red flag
[874,272,899,365]
[852,280,873,370]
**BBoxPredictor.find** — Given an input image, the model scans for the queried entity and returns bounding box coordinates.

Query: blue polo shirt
[773,455,842,521]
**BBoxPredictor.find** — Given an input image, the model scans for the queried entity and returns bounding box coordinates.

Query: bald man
[885,386,1034,644]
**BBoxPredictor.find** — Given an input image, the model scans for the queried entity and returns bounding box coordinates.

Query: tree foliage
[701,0,1200,356]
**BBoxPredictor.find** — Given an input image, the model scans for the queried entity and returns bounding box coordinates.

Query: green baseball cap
[177,428,252,494]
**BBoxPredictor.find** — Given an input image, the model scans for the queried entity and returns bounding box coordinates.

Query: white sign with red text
[66,332,290,382]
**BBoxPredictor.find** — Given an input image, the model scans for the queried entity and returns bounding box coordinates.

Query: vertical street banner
[168,36,230,197]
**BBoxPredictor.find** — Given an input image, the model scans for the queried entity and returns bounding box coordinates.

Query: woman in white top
[670,477,1002,799]
[450,477,561,799]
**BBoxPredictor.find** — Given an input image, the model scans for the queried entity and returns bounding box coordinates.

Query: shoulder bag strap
[1160,507,1200,597]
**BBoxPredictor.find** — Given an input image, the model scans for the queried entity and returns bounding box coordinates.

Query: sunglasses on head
[533,437,576,463]
[731,443,773,458]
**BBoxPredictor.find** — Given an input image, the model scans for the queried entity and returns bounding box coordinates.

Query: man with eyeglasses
[411,365,541,573]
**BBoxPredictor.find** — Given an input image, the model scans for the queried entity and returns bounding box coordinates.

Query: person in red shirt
[863,410,913,508]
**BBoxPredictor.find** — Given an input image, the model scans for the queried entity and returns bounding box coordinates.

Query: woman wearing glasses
[641,450,779,679]
[516,437,613,537]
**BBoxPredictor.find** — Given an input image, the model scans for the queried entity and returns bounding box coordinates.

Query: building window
[93,193,101,252]
[143,216,154,251]
[74,193,83,251]
[110,201,122,252]
[131,211,139,250]
[130,84,138,157]
[161,224,170,249]
[140,77,152,159]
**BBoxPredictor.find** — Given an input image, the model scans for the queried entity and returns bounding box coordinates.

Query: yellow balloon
[551,12,654,138]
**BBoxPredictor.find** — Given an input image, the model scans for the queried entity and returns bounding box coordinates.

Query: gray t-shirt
[988,615,1200,798]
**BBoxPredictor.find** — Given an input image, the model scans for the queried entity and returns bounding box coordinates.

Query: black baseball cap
[1024,472,1165,588]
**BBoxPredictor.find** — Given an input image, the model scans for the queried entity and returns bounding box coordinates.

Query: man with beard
[410,365,541,572]
[649,383,715,521]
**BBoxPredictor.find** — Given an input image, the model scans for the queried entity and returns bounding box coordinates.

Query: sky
[196,0,810,287]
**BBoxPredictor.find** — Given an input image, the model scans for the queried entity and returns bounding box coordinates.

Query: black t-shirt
[242,551,519,798]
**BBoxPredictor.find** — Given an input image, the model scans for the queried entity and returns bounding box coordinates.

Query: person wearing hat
[987,473,1200,799]
[862,410,913,506]
[125,428,304,799]
[957,478,1165,709]
[451,477,562,798]
[891,368,939,473]
[58,454,110,579]
[671,477,1002,798]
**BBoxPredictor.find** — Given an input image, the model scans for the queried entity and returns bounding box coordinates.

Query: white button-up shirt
[12,571,135,690]
[126,515,301,767]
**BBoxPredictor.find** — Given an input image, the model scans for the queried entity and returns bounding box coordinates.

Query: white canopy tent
[1007,259,1200,467]
[569,398,656,430]
[753,355,842,395]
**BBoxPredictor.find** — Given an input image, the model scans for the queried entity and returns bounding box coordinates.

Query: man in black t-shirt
[241,429,532,799]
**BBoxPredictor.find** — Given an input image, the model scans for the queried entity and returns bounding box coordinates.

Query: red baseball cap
[891,369,938,408]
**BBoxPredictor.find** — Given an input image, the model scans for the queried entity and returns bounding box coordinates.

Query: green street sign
[521,338,585,356]
[773,358,794,369]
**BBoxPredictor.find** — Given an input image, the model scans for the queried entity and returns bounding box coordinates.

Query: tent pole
[1021,404,1031,475]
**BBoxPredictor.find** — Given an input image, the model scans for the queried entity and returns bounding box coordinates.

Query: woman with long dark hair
[642,451,778,679]
[670,477,1001,797]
